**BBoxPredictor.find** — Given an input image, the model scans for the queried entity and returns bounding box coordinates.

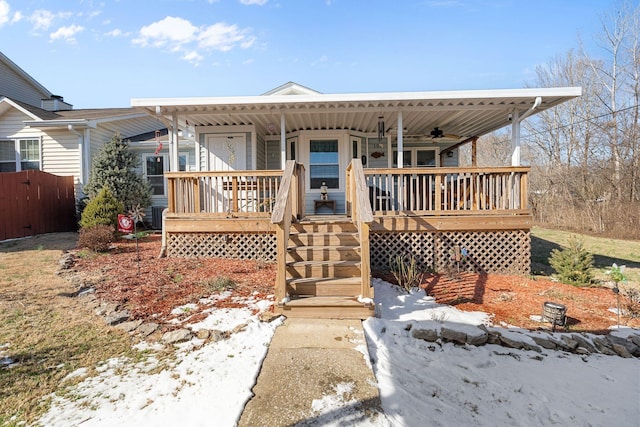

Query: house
[0,51,175,226]
[131,83,581,318]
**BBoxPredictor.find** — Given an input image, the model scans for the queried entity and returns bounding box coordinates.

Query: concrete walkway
[238,318,384,427]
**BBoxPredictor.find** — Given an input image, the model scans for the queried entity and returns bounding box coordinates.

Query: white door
[204,135,247,213]
[207,135,246,171]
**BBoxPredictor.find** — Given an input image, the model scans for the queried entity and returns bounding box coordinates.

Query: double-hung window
[309,139,339,189]
[143,153,188,196]
[0,139,40,172]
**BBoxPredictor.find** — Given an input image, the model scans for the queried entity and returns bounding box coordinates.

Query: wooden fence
[0,170,76,241]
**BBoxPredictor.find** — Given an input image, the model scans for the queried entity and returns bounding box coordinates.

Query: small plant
[202,276,237,293]
[389,255,423,292]
[548,236,594,286]
[79,187,124,229]
[621,286,640,318]
[77,225,115,252]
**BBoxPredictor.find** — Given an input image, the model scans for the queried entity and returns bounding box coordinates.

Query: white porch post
[511,110,521,167]
[280,113,286,169]
[397,111,403,169]
[171,113,179,171]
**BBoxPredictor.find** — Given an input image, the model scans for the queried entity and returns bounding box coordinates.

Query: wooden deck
[162,162,532,318]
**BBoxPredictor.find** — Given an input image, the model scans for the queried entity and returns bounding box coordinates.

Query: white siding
[0,60,50,107]
[41,130,80,181]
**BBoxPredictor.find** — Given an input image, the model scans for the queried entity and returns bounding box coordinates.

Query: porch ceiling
[131,87,581,143]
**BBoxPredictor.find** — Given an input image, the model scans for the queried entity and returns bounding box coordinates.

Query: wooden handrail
[347,159,373,299]
[271,160,299,304]
[166,170,284,178]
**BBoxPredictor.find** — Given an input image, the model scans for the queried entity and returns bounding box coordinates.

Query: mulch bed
[74,235,639,333]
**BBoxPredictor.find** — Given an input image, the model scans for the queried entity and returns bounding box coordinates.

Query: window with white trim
[0,139,40,172]
[143,153,187,196]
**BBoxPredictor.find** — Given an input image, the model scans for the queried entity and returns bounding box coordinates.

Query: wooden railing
[166,170,284,217]
[346,159,374,299]
[363,167,529,215]
[271,161,305,303]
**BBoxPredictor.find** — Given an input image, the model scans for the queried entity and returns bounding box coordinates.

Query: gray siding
[0,60,50,107]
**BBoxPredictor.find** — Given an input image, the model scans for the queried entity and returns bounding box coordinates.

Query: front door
[207,135,246,171]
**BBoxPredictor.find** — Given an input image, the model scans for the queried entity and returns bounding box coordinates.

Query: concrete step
[287,245,361,262]
[278,296,375,319]
[286,276,362,297]
[286,260,361,278]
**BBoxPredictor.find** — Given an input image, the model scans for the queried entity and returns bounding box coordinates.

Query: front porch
[160,160,531,318]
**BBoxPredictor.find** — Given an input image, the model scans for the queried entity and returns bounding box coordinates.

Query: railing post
[168,177,176,213]
[231,176,239,214]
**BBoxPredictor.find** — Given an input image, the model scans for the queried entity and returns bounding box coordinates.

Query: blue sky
[0,0,624,109]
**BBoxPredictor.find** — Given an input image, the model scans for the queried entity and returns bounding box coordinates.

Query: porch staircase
[278,217,375,319]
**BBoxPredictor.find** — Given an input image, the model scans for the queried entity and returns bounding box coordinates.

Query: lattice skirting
[370,230,530,276]
[166,232,277,261]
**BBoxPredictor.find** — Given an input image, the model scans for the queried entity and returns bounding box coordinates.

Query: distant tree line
[467,2,640,240]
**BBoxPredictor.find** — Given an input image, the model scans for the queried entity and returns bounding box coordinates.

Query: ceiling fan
[430,127,460,141]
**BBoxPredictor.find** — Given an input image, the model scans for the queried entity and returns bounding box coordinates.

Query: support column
[171,113,179,171]
[280,113,286,169]
[397,111,403,168]
[511,110,521,166]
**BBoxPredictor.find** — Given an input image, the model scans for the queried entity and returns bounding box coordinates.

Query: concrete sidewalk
[238,318,384,426]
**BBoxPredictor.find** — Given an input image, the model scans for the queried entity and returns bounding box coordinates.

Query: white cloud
[133,16,197,49]
[11,10,22,23]
[105,28,130,37]
[312,55,328,66]
[198,22,254,52]
[30,9,56,31]
[182,50,204,65]
[133,17,256,63]
[239,0,268,5]
[49,24,84,44]
[0,0,9,26]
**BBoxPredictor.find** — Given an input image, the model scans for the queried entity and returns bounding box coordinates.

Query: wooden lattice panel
[370,232,436,270]
[167,232,277,261]
[371,230,530,275]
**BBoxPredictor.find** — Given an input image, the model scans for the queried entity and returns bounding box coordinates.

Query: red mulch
[74,235,639,333]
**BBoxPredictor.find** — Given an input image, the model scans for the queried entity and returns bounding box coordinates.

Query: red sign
[117,214,134,234]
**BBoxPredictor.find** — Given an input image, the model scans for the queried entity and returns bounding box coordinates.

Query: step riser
[286,265,361,278]
[289,235,359,246]
[287,249,360,262]
[292,223,357,233]
[287,283,361,297]
[275,305,375,319]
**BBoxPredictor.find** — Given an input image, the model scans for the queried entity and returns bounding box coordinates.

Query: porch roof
[131,86,581,143]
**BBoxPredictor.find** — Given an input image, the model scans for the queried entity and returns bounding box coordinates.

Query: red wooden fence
[0,170,76,241]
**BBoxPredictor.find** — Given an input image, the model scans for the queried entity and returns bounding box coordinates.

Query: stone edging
[410,321,640,359]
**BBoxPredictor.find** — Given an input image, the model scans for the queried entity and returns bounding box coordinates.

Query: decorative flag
[117,214,134,234]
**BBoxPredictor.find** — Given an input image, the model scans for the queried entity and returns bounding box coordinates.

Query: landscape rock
[196,329,211,340]
[116,320,143,333]
[105,310,130,326]
[593,338,617,356]
[531,336,557,350]
[259,312,282,323]
[487,331,501,345]
[498,335,525,350]
[162,329,193,344]
[412,328,439,342]
[210,330,225,342]
[607,335,640,357]
[441,327,467,345]
[560,336,579,351]
[611,343,633,358]
[95,302,120,317]
[629,334,640,348]
[466,328,489,346]
[136,322,159,337]
[570,334,597,353]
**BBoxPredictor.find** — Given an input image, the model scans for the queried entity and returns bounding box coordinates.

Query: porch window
[309,139,339,189]
[392,150,412,167]
[416,150,436,167]
[144,153,187,196]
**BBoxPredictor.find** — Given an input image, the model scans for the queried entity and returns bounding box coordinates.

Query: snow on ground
[365,278,640,427]
[40,295,283,427]
[39,280,639,427]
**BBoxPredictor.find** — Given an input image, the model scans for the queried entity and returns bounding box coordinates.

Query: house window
[0,140,16,172]
[144,153,187,196]
[0,139,40,172]
[19,139,41,170]
[309,139,339,189]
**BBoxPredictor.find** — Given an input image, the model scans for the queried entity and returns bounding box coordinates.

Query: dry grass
[0,233,134,426]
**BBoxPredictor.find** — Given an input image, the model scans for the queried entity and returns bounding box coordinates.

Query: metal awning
[131,87,582,143]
